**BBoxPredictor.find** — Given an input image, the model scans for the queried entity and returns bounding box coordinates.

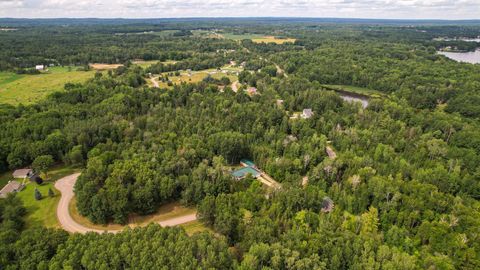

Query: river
[438,49,480,64]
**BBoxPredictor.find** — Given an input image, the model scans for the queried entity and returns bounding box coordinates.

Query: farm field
[251,36,296,44]
[0,66,95,105]
[204,32,296,44]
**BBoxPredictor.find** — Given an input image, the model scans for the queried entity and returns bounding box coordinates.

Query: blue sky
[0,0,479,19]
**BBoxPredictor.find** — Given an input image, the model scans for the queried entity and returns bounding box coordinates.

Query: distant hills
[1,17,480,27]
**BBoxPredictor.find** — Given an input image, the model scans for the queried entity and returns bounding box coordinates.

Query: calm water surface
[438,50,480,64]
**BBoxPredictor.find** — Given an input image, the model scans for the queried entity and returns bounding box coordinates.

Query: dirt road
[55,173,197,234]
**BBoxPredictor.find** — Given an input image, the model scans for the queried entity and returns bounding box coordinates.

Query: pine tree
[34,188,43,201]
[48,188,55,197]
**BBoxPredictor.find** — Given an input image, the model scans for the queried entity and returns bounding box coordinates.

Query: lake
[438,50,480,64]
[336,89,369,108]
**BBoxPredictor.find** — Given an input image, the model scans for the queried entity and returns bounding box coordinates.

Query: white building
[35,65,45,71]
[301,109,314,119]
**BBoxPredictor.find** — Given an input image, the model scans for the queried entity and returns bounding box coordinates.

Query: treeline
[0,196,233,269]
[0,28,238,71]
[270,41,480,118]
[146,54,229,73]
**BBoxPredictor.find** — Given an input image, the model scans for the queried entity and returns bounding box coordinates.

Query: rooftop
[0,181,24,198]
[12,168,33,179]
[232,167,261,179]
[240,159,256,167]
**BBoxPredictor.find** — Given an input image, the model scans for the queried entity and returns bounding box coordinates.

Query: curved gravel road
[55,173,197,234]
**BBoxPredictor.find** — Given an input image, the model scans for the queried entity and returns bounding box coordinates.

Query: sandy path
[150,77,159,88]
[55,173,197,234]
[231,80,239,92]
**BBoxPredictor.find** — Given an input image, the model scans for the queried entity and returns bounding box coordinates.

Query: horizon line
[1,16,480,21]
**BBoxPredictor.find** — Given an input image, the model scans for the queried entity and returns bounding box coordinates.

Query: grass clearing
[89,63,123,70]
[153,67,238,88]
[181,220,211,235]
[16,182,61,228]
[252,36,297,44]
[0,66,95,105]
[202,32,296,44]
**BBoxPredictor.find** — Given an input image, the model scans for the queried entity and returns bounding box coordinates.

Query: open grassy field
[0,66,95,105]
[220,32,296,44]
[221,32,265,40]
[152,68,238,88]
[323,84,385,97]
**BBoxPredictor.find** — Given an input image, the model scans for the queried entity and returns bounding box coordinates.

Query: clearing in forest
[214,32,296,44]
[151,67,239,89]
[252,36,296,44]
[89,63,123,70]
[0,67,95,105]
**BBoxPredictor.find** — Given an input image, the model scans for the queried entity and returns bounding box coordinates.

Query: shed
[301,109,313,119]
[0,181,25,198]
[35,65,45,70]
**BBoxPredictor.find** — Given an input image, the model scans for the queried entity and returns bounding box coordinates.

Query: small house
[240,159,256,168]
[35,65,45,71]
[231,167,261,180]
[12,168,33,179]
[0,181,25,198]
[301,109,313,119]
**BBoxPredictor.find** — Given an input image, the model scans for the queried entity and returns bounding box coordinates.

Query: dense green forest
[1,19,480,269]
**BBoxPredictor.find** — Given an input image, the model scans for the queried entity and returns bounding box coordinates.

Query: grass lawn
[69,200,198,231]
[0,66,95,105]
[1,164,81,228]
[16,182,61,228]
[323,84,385,97]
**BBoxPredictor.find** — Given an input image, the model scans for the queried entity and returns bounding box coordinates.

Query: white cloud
[0,0,479,19]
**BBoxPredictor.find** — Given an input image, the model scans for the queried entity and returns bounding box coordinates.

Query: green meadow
[0,66,95,105]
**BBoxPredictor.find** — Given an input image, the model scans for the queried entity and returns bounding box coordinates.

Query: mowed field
[151,67,239,88]
[0,66,95,105]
